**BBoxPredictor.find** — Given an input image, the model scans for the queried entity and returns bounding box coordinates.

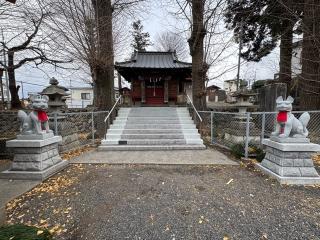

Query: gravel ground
[5,163,320,240]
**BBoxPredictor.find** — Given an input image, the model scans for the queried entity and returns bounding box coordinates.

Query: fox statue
[18,94,52,135]
[271,96,310,138]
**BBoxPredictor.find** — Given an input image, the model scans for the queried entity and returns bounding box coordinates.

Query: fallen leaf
[223,235,230,240]
[37,230,44,235]
[40,219,47,224]
[226,179,234,185]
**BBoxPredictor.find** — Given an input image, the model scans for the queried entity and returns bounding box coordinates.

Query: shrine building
[115,51,192,105]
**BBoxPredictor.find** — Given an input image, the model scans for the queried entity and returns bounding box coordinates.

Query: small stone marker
[0,94,68,180]
[256,96,320,185]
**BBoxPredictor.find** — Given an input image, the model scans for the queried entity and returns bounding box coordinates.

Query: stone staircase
[98,107,205,150]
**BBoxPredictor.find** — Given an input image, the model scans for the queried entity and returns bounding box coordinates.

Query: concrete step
[107,129,199,134]
[113,120,194,124]
[105,134,200,140]
[116,116,192,121]
[101,139,203,145]
[98,144,206,151]
[123,114,189,117]
[110,124,197,129]
[100,107,205,151]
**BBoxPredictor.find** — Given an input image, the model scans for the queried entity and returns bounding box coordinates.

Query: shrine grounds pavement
[4,154,320,240]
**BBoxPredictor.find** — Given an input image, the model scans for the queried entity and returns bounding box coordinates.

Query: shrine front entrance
[145,78,165,105]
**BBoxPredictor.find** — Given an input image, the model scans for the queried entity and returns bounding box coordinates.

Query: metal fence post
[210,111,213,144]
[260,112,266,146]
[244,112,250,159]
[91,111,95,144]
[53,112,58,136]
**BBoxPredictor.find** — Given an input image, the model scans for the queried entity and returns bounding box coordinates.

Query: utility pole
[1,29,10,108]
[236,20,244,91]
[0,69,4,107]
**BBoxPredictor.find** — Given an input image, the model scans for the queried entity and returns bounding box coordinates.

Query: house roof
[206,84,220,90]
[224,79,237,83]
[70,87,93,90]
[115,51,192,69]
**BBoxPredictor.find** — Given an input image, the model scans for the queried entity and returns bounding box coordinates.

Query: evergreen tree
[225,0,302,89]
[131,20,151,51]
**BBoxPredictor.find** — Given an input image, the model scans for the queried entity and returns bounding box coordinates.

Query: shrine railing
[104,96,122,139]
[186,94,203,123]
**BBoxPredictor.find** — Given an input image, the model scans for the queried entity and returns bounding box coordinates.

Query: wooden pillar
[141,81,145,103]
[164,80,169,103]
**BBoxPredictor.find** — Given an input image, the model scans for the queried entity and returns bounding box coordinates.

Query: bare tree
[154,31,189,60]
[47,0,147,109]
[0,0,72,108]
[167,0,229,110]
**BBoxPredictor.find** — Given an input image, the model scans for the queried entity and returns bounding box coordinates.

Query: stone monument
[0,94,68,180]
[257,96,320,185]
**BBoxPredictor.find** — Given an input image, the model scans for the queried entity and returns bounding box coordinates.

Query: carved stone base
[256,139,320,185]
[0,135,68,180]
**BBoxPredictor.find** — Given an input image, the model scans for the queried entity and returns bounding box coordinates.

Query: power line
[19,81,47,87]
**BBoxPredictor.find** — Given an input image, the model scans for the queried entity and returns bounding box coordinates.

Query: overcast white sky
[140,1,280,87]
[9,0,281,98]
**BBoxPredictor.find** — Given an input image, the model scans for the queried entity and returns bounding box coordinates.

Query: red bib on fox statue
[37,110,48,122]
[277,111,288,123]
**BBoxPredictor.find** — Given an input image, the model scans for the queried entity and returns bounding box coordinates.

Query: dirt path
[6,164,320,240]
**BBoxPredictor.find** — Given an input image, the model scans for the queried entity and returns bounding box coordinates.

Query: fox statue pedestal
[256,95,320,185]
[257,137,320,185]
[0,133,68,180]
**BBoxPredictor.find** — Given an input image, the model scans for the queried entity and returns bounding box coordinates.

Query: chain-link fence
[198,110,320,159]
[48,111,108,152]
[0,110,108,156]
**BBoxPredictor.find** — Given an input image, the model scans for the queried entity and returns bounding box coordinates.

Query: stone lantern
[224,89,260,143]
[41,77,69,112]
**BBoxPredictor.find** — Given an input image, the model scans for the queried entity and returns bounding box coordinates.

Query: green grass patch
[0,224,52,240]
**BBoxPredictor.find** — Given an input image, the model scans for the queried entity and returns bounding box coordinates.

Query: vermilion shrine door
[145,78,164,105]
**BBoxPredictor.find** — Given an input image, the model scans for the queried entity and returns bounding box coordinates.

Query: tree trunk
[189,0,206,111]
[92,0,115,110]
[279,19,293,95]
[8,51,21,109]
[300,0,320,110]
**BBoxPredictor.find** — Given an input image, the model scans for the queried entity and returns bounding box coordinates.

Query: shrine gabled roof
[115,51,192,69]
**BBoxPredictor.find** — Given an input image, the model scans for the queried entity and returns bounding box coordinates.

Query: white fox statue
[271,96,310,138]
[18,94,52,135]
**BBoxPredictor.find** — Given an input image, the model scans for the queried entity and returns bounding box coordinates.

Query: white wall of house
[223,80,237,93]
[66,88,93,108]
[292,43,302,77]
